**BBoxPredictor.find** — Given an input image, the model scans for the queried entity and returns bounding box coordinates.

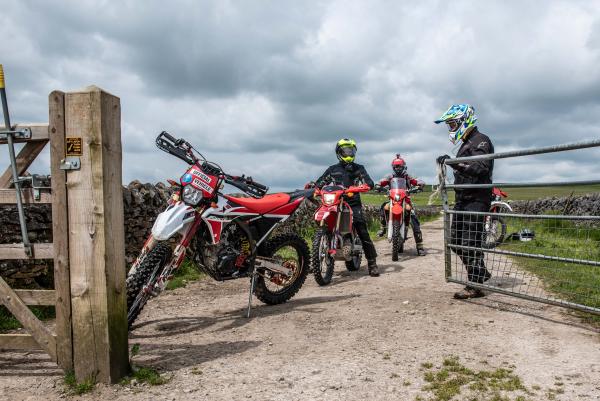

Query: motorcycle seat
[226,193,291,214]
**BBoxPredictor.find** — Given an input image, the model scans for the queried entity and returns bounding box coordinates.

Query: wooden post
[49,90,73,371]
[64,86,129,383]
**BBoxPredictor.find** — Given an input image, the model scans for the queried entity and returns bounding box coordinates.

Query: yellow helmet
[336,138,357,163]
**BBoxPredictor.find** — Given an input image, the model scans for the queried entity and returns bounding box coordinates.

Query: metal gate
[439,139,600,316]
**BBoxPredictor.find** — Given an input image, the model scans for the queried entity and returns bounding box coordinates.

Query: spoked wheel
[312,228,335,286]
[482,215,507,249]
[391,220,404,262]
[126,242,173,327]
[254,233,310,305]
[345,236,362,271]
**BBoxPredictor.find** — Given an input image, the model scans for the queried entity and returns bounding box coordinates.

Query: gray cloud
[2,0,600,192]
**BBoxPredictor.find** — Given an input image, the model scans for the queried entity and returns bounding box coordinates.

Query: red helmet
[391,154,407,176]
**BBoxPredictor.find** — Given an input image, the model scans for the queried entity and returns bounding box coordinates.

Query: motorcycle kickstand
[247,270,258,318]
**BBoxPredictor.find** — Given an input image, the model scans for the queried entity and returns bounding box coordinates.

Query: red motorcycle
[310,181,371,286]
[384,177,421,261]
[126,132,314,326]
[483,187,511,249]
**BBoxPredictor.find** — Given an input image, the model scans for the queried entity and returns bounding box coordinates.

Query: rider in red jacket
[375,155,426,256]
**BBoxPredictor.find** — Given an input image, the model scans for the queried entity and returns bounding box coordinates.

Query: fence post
[64,86,129,383]
[49,90,73,371]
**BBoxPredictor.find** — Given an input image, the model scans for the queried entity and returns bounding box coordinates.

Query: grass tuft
[64,371,95,395]
[120,366,170,386]
[166,259,204,290]
[418,356,533,401]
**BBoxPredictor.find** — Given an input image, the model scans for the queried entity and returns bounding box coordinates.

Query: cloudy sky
[2,0,600,191]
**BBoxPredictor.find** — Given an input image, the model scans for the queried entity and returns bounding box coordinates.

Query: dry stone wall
[1,183,441,286]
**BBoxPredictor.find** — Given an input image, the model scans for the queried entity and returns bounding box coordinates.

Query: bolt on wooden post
[64,86,129,383]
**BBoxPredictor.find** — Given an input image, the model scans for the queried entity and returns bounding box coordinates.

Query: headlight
[323,193,336,205]
[394,193,401,201]
[183,185,203,205]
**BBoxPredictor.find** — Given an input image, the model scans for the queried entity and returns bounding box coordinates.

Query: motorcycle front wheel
[254,233,310,305]
[391,220,404,262]
[126,242,173,327]
[482,215,507,249]
[312,228,335,286]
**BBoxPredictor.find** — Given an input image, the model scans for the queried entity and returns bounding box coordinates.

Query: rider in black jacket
[315,138,380,277]
[436,104,494,299]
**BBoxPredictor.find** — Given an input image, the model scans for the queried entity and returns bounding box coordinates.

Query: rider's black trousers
[351,205,377,262]
[451,199,491,284]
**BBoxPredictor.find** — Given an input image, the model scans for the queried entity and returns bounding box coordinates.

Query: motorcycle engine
[195,222,252,280]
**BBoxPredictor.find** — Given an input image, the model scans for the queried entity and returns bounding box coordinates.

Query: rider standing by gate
[375,155,426,256]
[315,138,380,277]
[435,104,494,299]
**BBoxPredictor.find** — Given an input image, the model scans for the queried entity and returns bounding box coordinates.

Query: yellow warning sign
[66,137,82,156]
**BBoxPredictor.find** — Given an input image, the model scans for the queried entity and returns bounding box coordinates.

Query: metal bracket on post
[59,156,81,171]
[0,127,32,141]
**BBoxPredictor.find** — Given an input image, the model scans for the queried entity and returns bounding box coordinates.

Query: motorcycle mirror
[167,179,179,187]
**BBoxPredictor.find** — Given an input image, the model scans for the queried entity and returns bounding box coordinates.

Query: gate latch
[60,156,81,171]
[0,127,32,141]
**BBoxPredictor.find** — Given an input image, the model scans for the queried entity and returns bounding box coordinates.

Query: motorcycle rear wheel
[312,228,335,286]
[254,233,309,305]
[126,242,173,327]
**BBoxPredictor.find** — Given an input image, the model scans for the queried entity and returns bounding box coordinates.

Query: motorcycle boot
[414,231,426,256]
[368,260,380,277]
[377,223,387,238]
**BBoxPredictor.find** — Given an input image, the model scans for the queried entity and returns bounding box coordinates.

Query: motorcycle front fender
[491,201,512,212]
[151,202,196,241]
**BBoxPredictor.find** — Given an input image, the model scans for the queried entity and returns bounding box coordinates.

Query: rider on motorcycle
[314,138,380,277]
[375,155,426,256]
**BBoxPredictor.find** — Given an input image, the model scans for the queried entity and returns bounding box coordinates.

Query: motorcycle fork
[151,215,204,294]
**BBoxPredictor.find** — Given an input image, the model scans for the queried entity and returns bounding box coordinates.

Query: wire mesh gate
[439,139,600,316]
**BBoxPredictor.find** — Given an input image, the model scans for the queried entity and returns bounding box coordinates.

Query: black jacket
[316,162,374,207]
[453,127,494,203]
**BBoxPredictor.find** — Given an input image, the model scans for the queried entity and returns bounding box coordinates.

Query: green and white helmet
[434,104,477,144]
[335,138,357,163]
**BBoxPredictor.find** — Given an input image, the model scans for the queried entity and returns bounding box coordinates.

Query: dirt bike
[383,177,422,261]
[310,180,370,286]
[126,132,314,326]
[482,187,512,249]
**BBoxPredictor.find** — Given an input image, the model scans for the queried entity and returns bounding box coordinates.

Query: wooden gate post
[64,86,129,383]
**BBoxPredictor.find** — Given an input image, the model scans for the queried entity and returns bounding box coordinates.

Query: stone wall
[0,182,441,286]
[510,193,600,216]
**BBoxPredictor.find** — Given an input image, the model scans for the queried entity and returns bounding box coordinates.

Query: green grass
[0,306,55,333]
[418,356,532,401]
[166,259,204,290]
[64,371,95,395]
[120,366,170,386]
[503,215,600,326]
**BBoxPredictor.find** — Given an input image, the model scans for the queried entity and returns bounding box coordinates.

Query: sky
[2,0,600,191]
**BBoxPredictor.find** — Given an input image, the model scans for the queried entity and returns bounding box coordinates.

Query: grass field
[362,183,600,208]
[502,216,600,325]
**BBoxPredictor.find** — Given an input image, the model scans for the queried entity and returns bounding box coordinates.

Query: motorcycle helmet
[336,138,357,164]
[391,154,407,176]
[434,104,477,144]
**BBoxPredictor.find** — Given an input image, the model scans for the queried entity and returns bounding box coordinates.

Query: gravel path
[1,218,599,400]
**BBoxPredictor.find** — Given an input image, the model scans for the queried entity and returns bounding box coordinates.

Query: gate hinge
[60,156,81,170]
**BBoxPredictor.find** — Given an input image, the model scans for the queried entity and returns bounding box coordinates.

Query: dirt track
[1,219,599,400]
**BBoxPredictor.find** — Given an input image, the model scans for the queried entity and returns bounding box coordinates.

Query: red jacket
[378,173,423,189]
